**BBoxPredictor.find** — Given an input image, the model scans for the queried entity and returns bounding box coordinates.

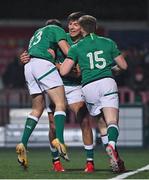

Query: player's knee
[31,108,43,118]
[81,119,90,129]
[77,105,88,122]
[55,102,66,111]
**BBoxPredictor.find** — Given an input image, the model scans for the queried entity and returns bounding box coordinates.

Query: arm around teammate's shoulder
[58,40,70,56]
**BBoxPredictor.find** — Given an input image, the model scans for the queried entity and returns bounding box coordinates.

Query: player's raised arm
[60,58,75,76]
[58,40,70,56]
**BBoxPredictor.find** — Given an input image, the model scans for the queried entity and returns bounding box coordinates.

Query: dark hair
[78,15,97,33]
[45,19,62,27]
[67,11,85,22]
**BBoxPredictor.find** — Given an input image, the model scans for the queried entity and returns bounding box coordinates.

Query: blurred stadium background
[0,1,149,176]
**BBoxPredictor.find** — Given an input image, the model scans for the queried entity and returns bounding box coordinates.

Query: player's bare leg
[16,94,45,168]
[69,102,94,172]
[47,86,69,161]
[102,107,126,173]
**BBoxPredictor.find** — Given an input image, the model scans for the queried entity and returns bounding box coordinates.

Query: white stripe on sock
[84,144,94,150]
[54,111,66,116]
[108,124,119,132]
[28,115,38,122]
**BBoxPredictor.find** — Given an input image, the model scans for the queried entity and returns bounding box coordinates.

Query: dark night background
[0,0,148,21]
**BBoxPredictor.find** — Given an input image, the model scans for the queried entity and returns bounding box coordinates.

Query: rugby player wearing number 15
[60,15,128,172]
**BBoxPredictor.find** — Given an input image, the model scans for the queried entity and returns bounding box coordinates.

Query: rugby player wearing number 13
[16,21,70,168]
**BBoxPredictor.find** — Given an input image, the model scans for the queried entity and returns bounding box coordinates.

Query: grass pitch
[0,147,149,179]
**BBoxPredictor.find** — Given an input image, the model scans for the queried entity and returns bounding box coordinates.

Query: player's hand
[68,64,81,78]
[72,64,81,77]
[20,50,30,64]
[55,63,61,70]
[111,65,122,76]
[47,48,55,59]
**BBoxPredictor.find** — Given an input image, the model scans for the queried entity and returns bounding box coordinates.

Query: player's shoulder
[45,24,64,31]
[97,35,114,43]
[75,37,84,46]
[70,43,78,50]
[35,25,64,33]
[97,36,117,48]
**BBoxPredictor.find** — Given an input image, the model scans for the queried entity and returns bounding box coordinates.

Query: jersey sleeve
[54,26,67,42]
[110,40,121,58]
[67,45,78,63]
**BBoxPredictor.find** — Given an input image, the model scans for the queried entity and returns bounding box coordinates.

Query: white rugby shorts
[45,85,84,112]
[82,78,119,116]
[64,85,84,105]
[25,58,63,95]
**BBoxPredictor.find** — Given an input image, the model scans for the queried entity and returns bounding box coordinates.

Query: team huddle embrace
[16,12,128,173]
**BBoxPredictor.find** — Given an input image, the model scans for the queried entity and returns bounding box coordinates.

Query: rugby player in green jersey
[19,13,126,173]
[16,20,70,169]
[19,14,94,172]
[60,15,128,173]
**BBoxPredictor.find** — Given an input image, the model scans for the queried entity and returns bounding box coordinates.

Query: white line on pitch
[109,164,149,179]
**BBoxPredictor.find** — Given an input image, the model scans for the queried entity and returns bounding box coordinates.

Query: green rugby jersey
[67,33,121,86]
[56,33,81,86]
[28,25,67,63]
